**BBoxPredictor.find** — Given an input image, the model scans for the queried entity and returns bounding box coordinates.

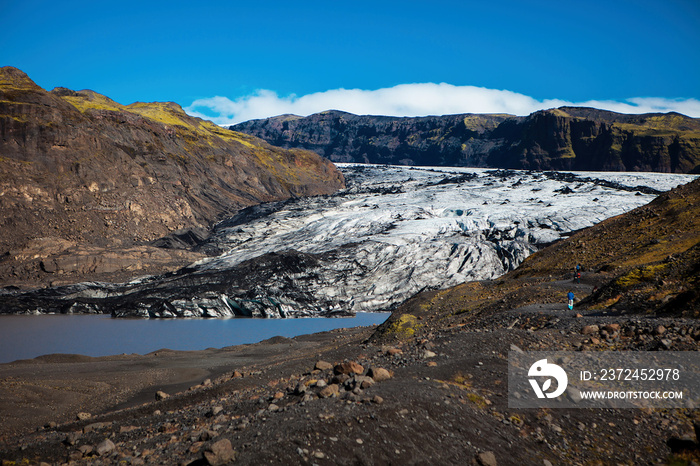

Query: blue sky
[2,0,700,123]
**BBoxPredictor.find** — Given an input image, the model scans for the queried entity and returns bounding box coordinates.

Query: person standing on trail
[574,264,582,283]
[567,291,575,310]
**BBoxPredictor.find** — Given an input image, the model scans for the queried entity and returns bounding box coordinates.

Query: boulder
[368,367,392,382]
[79,445,94,456]
[332,373,350,385]
[294,382,307,395]
[203,438,237,466]
[95,439,116,456]
[476,451,498,466]
[319,384,340,398]
[334,361,364,375]
[206,406,224,417]
[353,376,375,389]
[63,432,81,446]
[602,323,620,332]
[315,360,333,371]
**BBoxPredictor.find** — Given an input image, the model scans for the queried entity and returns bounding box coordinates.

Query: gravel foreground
[1,276,700,466]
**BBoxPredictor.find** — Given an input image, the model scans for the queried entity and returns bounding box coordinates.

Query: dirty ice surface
[6,165,695,318]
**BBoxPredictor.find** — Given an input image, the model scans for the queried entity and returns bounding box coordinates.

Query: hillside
[513,175,700,317]
[232,108,700,173]
[0,67,344,287]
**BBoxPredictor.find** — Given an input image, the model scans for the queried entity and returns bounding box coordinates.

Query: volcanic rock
[334,361,364,375]
[368,367,392,382]
[203,438,237,466]
[476,451,498,466]
[95,439,115,456]
[314,360,333,371]
[232,108,700,173]
[318,384,340,398]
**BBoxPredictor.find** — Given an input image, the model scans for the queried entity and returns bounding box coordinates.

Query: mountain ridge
[232,107,700,172]
[0,67,344,287]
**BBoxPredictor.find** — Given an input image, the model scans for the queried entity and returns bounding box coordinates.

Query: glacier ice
[3,165,696,318]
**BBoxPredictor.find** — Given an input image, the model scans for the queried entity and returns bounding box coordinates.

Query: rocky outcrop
[232,108,700,173]
[0,67,344,287]
[232,111,510,166]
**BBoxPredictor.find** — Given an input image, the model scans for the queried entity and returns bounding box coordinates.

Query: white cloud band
[184,83,700,125]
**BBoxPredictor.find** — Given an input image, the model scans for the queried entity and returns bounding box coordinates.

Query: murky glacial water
[0,312,389,364]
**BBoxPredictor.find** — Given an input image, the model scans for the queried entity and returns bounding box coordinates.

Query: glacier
[3,165,696,318]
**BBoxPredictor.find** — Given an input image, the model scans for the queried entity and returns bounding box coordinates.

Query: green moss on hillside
[614,264,668,288]
[62,91,125,113]
[613,114,700,139]
[384,314,422,339]
[0,66,42,90]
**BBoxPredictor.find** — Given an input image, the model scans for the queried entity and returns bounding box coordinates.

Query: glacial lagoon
[0,312,390,364]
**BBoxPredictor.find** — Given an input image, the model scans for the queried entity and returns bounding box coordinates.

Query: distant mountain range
[0,67,344,287]
[232,108,700,173]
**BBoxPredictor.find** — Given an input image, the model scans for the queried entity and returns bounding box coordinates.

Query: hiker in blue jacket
[567,291,575,310]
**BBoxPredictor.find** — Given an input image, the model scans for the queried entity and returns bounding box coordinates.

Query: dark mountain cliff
[0,67,344,287]
[232,108,700,173]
